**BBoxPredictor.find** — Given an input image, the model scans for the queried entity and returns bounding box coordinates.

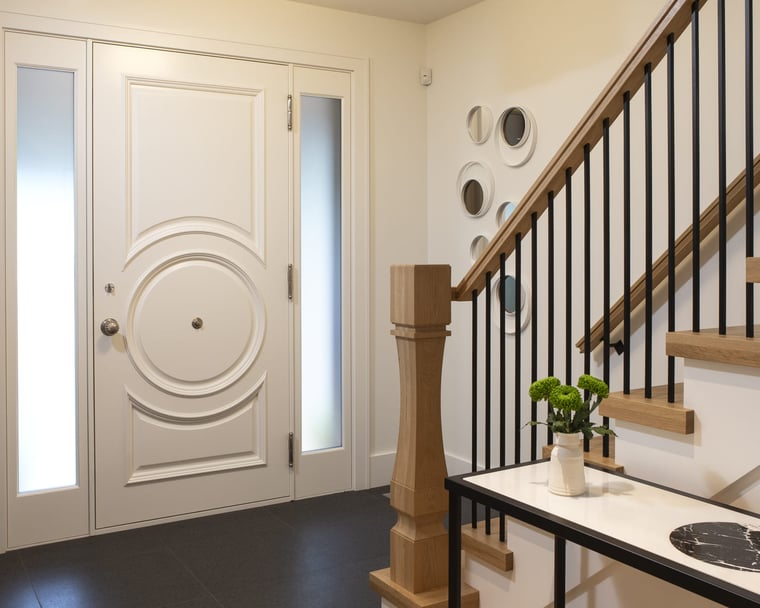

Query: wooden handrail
[577,155,760,352]
[453,0,707,302]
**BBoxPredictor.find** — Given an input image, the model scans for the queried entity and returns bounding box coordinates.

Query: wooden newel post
[370,265,478,608]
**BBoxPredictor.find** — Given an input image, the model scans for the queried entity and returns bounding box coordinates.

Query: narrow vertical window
[16,67,77,493]
[300,95,342,453]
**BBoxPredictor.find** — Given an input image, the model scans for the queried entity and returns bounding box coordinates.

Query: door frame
[0,12,370,550]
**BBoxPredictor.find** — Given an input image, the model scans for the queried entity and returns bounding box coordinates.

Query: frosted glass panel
[16,67,78,493]
[301,95,342,453]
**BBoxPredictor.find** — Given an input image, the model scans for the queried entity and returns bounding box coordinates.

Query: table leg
[554,536,566,608]
[449,490,462,608]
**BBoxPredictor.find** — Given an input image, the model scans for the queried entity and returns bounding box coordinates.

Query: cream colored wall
[428,0,760,471]
[425,0,668,472]
[425,3,760,606]
[0,0,429,487]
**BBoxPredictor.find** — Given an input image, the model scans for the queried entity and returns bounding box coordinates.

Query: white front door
[93,44,291,528]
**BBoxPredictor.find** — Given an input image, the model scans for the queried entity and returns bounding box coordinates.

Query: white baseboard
[370,450,472,487]
[446,452,472,476]
[370,450,395,487]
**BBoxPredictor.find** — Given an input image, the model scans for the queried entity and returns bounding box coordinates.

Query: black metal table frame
[446,461,760,608]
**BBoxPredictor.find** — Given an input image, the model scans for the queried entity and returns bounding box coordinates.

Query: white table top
[464,462,760,596]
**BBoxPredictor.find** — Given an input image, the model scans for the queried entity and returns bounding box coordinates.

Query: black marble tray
[670,522,760,573]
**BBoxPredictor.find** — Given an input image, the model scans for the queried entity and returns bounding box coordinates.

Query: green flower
[529,376,560,402]
[525,374,616,438]
[549,385,582,412]
[577,374,609,398]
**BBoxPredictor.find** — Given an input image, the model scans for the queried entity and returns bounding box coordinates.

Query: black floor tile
[1,490,394,608]
[213,559,382,608]
[0,552,39,608]
[159,507,291,549]
[166,524,304,589]
[161,592,223,608]
[269,491,390,529]
[287,511,393,568]
[27,550,208,608]
[19,527,165,570]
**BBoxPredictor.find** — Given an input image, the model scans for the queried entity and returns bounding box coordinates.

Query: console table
[446,462,760,607]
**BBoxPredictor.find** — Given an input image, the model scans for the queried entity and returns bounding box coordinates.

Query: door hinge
[288,432,294,468]
[287,264,293,300]
[287,94,293,131]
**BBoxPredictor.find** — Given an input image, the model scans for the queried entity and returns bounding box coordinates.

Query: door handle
[100,318,120,336]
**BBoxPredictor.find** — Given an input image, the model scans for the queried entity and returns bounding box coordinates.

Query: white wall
[0,0,430,487]
[425,2,760,606]
[426,0,760,474]
[425,0,669,472]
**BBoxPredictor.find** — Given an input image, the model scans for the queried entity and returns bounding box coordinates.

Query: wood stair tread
[542,436,623,472]
[461,517,513,572]
[369,568,479,608]
[600,383,694,434]
[666,326,760,369]
[747,258,760,283]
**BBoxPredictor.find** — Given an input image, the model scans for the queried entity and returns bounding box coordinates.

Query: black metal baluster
[471,290,478,528]
[667,33,676,403]
[547,192,555,446]
[515,234,522,464]
[499,252,506,542]
[692,1,701,334]
[484,272,492,535]
[747,0,755,338]
[565,169,573,388]
[583,144,591,453]
[624,91,632,395]
[500,253,506,467]
[531,213,538,461]
[718,0,727,335]
[645,62,653,398]
[602,118,611,457]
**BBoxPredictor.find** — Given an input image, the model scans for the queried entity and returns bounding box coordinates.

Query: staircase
[373,0,760,606]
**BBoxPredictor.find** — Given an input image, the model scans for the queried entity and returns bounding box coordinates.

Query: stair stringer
[614,358,760,512]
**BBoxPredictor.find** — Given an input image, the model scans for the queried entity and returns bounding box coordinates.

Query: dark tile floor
[0,488,394,608]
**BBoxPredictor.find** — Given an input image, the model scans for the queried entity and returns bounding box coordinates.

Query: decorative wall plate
[497,106,537,167]
[457,161,495,217]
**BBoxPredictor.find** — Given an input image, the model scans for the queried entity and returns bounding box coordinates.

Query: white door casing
[93,43,291,528]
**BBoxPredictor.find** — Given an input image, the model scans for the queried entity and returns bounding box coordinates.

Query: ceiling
[289,0,483,24]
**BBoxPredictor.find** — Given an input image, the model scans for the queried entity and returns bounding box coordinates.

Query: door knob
[100,318,120,336]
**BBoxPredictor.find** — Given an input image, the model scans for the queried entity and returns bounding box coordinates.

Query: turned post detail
[389,264,451,592]
[370,265,478,608]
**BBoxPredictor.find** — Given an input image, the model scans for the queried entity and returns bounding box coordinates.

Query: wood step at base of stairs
[666,326,760,369]
[747,257,760,282]
[461,517,514,572]
[541,436,623,473]
[600,383,693,434]
[369,568,479,608]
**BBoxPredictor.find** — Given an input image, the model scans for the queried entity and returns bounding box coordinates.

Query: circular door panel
[127,253,264,396]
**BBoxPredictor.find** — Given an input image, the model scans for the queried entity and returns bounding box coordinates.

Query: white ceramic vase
[548,432,586,496]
